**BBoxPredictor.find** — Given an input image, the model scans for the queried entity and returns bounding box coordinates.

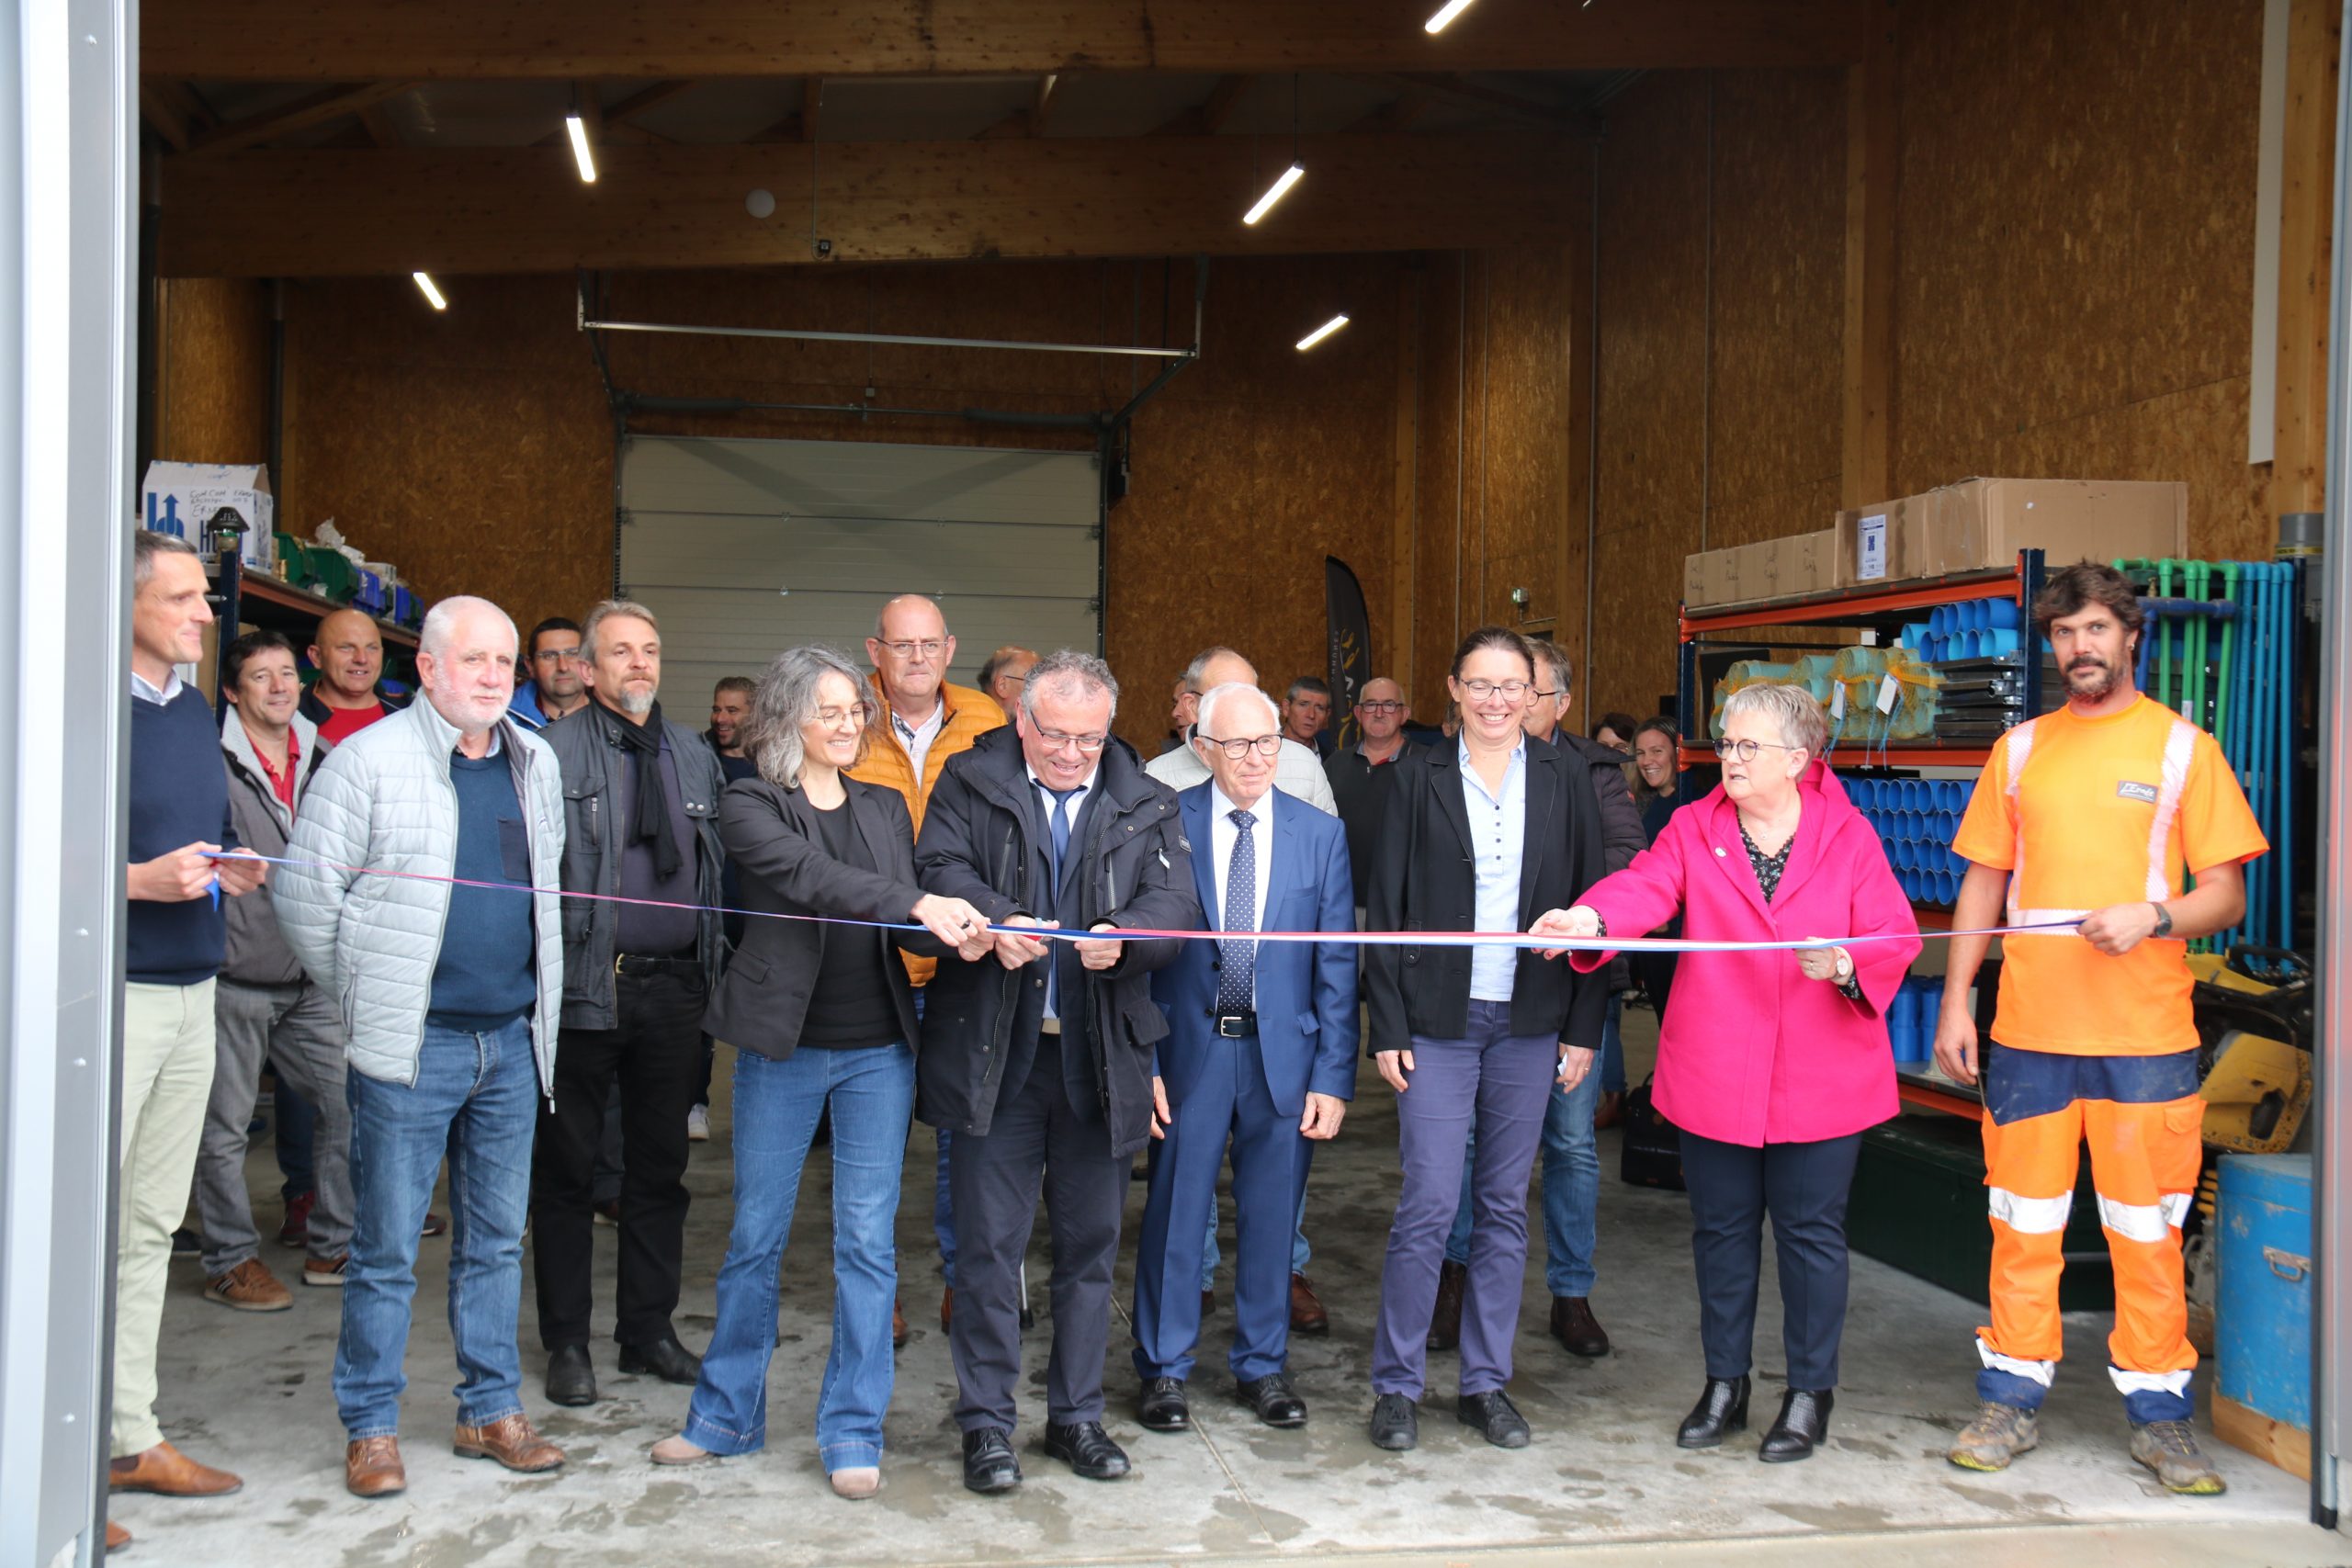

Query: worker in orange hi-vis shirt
[1931,560,2267,1496]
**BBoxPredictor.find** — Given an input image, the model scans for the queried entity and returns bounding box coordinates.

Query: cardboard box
[1836,495,1934,587]
[1782,528,1836,595]
[1927,477,2188,576]
[1684,546,1741,609]
[140,462,274,571]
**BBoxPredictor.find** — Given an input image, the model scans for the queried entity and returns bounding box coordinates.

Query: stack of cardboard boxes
[1683,478,2190,610]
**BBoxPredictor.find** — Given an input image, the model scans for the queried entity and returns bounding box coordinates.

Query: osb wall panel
[157,276,270,465]
[1706,70,1845,522]
[1894,0,2267,558]
[1411,250,1472,714]
[281,274,612,639]
[1111,252,1403,753]
[1590,73,1711,726]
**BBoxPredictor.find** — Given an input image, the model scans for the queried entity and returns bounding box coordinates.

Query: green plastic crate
[1848,1112,2115,1311]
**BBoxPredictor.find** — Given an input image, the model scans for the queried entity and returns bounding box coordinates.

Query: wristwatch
[2149,902,2174,939]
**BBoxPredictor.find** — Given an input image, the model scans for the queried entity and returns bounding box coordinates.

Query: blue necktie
[1045,786,1081,1018]
[1216,807,1258,1013]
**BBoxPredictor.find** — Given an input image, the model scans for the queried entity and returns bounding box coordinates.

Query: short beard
[615,687,657,716]
[2066,660,2120,702]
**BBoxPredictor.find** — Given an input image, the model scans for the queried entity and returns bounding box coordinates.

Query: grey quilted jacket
[273,696,566,1092]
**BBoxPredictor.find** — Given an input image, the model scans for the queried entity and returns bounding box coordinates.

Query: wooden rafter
[185,80,421,157]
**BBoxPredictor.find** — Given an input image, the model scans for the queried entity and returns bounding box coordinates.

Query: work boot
[1549,1295,1609,1357]
[1948,1401,2040,1472]
[452,1413,564,1472]
[2130,1420,2227,1495]
[345,1436,406,1498]
[1426,1259,1467,1351]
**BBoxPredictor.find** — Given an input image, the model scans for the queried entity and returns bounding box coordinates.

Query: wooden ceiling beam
[142,0,1868,79]
[1355,72,1590,132]
[141,81,196,151]
[154,130,1589,276]
[356,100,403,147]
[1346,90,1430,135]
[803,76,823,141]
[604,79,699,125]
[185,79,422,156]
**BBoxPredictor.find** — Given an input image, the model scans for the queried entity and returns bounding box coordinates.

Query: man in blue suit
[1131,682,1359,1432]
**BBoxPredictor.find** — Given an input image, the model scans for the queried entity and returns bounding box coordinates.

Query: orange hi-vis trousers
[1973,1043,2203,1424]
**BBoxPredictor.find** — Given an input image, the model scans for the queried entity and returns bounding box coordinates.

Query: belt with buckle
[615,951,698,976]
[1211,1010,1256,1038]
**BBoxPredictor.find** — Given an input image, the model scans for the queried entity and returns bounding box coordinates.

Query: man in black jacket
[533,599,729,1406]
[914,650,1202,1495]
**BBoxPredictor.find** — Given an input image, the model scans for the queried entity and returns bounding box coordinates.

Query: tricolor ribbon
[209,851,2078,952]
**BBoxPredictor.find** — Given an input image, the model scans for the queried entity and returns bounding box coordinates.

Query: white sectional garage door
[616,434,1102,708]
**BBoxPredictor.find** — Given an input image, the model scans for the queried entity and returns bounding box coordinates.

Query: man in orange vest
[1935,561,2267,1495]
[849,593,1007,1341]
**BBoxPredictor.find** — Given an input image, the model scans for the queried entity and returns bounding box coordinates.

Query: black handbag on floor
[1619,1075,1684,1191]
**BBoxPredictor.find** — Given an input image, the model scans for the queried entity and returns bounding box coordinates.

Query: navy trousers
[1132,1029,1311,1383]
[1678,1128,1862,1392]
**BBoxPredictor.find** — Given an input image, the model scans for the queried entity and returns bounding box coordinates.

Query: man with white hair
[276,595,569,1500]
[1131,682,1356,1436]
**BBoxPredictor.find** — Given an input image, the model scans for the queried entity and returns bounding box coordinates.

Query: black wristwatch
[2149,902,2174,939]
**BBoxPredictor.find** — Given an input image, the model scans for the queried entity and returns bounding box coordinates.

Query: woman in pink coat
[1544,683,1918,1463]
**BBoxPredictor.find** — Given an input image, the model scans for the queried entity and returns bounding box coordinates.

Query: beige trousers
[114,978,217,1456]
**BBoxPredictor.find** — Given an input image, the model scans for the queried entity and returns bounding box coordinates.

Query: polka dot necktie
[1216,808,1258,1013]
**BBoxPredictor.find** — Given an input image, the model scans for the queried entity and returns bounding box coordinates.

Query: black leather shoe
[1677,1375,1750,1449]
[544,1344,596,1407]
[1138,1377,1191,1433]
[1456,1389,1531,1449]
[961,1427,1021,1494]
[1237,1373,1306,1428]
[1368,1393,1419,1451]
[1042,1420,1130,1480]
[1758,1388,1833,1462]
[618,1335,703,1386]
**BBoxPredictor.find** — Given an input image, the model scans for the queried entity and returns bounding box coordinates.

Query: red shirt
[314,701,385,746]
[247,723,300,810]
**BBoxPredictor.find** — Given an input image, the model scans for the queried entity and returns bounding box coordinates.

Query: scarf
[596,694,683,881]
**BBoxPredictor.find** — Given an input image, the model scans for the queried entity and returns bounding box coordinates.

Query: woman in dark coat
[650,646,989,1498]
[1363,626,1609,1454]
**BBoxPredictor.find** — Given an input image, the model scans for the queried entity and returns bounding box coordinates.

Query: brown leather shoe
[452,1413,564,1472]
[1201,1288,1216,1317]
[1550,1294,1611,1358]
[108,1440,242,1496]
[1594,1090,1624,1131]
[1289,1272,1329,1336]
[1426,1259,1467,1351]
[203,1258,291,1313]
[892,1296,909,1349]
[940,1287,954,1330]
[105,1518,130,1551]
[345,1436,406,1497]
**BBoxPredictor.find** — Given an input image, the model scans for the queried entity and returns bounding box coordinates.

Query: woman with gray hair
[650,645,992,1498]
[1542,682,1919,1463]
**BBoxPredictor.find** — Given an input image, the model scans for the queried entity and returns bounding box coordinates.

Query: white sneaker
[686,1104,711,1143]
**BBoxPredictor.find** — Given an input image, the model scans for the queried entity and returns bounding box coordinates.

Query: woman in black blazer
[1363,626,1609,1454]
[650,645,989,1500]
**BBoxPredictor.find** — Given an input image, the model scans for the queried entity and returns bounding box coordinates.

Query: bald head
[309,607,385,707]
[1174,649,1259,735]
[1355,675,1409,745]
[866,594,955,717]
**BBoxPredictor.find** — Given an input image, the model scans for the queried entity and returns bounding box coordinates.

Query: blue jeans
[1442,1055,1600,1298]
[334,1015,538,1439]
[684,1043,913,1472]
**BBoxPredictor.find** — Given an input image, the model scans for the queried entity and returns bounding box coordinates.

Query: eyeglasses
[534,647,582,664]
[1458,679,1531,701]
[1199,733,1282,760]
[1712,737,1799,762]
[1358,701,1404,715]
[876,639,945,660]
[1529,688,1557,701]
[1035,728,1108,754]
[815,703,876,728]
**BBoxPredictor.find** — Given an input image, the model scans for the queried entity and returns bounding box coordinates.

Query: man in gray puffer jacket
[275,595,568,1500]
[196,630,352,1311]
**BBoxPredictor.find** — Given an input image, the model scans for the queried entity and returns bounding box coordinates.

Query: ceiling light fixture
[1295,313,1351,351]
[1425,0,1478,33]
[1243,161,1306,225]
[412,272,447,311]
[564,112,598,183]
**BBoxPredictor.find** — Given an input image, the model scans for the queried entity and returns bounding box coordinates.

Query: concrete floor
[122,1008,2329,1566]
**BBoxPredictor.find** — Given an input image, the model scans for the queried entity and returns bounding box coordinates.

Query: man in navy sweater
[110,532,268,1540]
